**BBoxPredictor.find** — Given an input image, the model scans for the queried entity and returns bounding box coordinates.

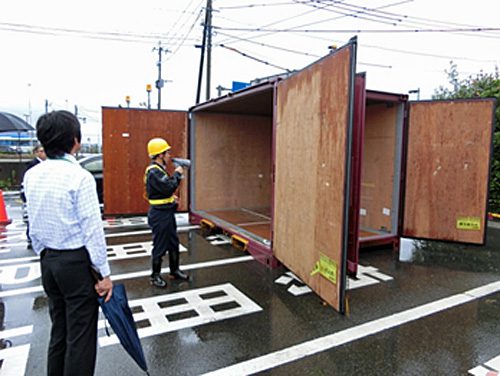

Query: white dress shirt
[23,153,110,277]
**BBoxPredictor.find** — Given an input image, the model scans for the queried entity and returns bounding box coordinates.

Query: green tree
[433,62,500,213]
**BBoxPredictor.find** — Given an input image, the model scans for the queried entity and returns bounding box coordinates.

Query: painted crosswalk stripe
[98,283,262,346]
[203,280,500,376]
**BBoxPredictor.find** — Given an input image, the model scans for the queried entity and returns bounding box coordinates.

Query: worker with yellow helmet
[144,137,189,287]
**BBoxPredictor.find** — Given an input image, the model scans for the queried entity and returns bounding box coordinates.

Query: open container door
[403,99,496,244]
[346,73,367,276]
[273,38,357,313]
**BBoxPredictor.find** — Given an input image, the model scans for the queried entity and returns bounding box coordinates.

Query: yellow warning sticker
[311,253,337,285]
[456,216,481,231]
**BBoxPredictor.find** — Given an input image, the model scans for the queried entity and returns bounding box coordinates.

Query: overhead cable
[218,44,293,72]
[213,26,500,35]
[0,22,200,44]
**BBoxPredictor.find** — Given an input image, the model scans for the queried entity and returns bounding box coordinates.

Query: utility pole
[153,42,170,110]
[195,1,210,104]
[206,0,213,101]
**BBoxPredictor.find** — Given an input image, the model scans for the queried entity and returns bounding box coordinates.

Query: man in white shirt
[23,110,112,376]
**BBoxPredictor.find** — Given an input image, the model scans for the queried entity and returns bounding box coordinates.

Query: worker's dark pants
[147,205,179,273]
[40,248,99,376]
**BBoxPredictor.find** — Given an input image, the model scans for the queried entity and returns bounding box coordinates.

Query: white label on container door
[122,133,130,137]
[360,208,367,216]
[382,208,391,216]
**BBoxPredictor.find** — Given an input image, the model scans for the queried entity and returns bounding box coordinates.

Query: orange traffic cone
[0,190,12,226]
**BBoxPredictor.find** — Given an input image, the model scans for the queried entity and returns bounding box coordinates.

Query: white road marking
[103,213,190,229]
[98,283,262,347]
[0,344,30,376]
[203,280,500,376]
[0,242,187,284]
[111,256,254,282]
[486,357,500,371]
[102,217,148,228]
[288,285,312,296]
[0,263,40,285]
[0,325,33,338]
[0,255,254,298]
[0,237,189,265]
[107,241,187,260]
[206,234,231,246]
[0,234,25,244]
[0,326,33,376]
[275,265,393,296]
[274,275,292,285]
[469,354,500,375]
[469,365,498,375]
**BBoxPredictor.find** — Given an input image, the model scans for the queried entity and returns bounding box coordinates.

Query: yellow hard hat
[147,137,171,157]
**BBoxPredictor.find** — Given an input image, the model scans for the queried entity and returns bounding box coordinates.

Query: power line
[213,25,500,35]
[216,30,392,68]
[217,0,329,45]
[219,44,293,72]
[0,22,200,44]
[218,1,299,10]
[296,0,405,27]
[308,0,500,38]
[216,0,410,47]
[163,0,205,50]
[167,7,205,59]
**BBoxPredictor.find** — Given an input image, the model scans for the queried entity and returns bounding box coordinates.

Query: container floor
[359,228,394,241]
[205,207,271,241]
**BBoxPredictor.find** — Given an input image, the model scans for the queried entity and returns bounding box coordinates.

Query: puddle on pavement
[399,226,500,273]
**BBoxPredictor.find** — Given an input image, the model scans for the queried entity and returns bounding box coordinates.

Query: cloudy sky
[0,0,499,143]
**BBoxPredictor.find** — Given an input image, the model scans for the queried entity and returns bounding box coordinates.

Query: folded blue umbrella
[98,283,149,375]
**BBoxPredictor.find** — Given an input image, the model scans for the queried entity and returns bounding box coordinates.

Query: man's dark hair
[36,111,81,158]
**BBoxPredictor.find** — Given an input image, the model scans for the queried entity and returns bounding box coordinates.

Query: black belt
[41,246,86,258]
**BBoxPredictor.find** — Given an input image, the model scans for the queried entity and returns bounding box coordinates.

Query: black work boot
[150,273,167,288]
[150,258,167,288]
[168,251,189,281]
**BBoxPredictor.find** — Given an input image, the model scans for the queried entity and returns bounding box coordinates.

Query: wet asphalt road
[1,193,500,375]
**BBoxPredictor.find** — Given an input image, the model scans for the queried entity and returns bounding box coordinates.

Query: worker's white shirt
[23,153,110,277]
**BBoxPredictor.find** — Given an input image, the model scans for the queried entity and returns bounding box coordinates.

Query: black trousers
[147,205,179,261]
[41,248,99,376]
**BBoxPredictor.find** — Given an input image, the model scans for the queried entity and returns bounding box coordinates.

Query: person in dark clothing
[21,144,47,246]
[145,137,189,288]
[26,144,47,169]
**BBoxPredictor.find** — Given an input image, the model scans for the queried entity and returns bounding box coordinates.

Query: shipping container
[189,37,496,313]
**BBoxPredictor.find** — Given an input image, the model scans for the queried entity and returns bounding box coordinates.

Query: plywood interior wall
[404,100,494,244]
[193,112,272,210]
[360,103,398,233]
[274,45,353,312]
[102,108,188,216]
